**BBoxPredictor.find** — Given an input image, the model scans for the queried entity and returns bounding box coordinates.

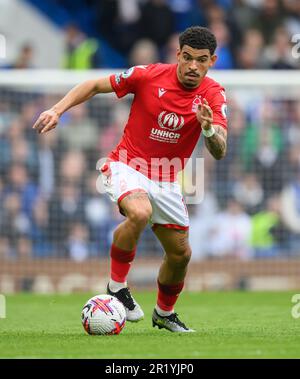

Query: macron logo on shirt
[158,88,167,98]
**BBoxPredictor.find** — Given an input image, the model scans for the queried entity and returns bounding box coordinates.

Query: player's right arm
[33,77,113,134]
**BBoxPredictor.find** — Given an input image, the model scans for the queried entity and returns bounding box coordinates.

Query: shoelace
[167,313,188,330]
[116,288,135,311]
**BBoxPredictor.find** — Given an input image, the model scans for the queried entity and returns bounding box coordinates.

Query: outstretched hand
[196,98,213,130]
[32,109,60,134]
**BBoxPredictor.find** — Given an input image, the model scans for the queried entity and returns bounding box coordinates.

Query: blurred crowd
[0,93,162,261]
[0,0,300,262]
[97,0,300,70]
[3,0,300,70]
[0,86,300,261]
[189,94,300,260]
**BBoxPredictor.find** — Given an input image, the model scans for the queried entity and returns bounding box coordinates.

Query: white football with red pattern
[81,294,126,335]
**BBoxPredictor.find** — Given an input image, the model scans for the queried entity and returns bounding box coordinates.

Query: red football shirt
[108,63,227,182]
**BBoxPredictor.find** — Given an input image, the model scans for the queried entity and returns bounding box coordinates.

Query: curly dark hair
[179,26,217,56]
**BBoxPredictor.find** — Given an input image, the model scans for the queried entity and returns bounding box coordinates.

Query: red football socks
[157,280,184,311]
[110,244,136,283]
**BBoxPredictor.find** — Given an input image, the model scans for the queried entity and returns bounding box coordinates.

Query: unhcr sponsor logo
[158,111,184,131]
[151,128,181,139]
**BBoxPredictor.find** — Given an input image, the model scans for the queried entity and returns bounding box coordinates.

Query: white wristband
[202,126,216,138]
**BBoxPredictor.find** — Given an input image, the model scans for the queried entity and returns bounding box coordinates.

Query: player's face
[176,45,217,88]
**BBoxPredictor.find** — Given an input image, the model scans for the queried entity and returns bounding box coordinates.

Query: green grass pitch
[1,291,300,358]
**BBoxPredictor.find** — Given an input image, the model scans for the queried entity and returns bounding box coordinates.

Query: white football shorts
[99,161,189,231]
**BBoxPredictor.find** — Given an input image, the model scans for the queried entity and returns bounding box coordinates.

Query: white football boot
[107,284,144,322]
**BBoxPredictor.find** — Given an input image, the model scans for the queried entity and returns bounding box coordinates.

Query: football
[81,294,126,335]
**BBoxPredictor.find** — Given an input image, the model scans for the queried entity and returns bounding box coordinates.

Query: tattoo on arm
[204,125,227,160]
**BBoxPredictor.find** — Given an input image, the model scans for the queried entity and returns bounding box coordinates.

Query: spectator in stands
[249,125,286,198]
[252,0,284,45]
[286,101,300,148]
[231,0,257,35]
[168,0,206,31]
[213,96,245,205]
[96,0,141,54]
[278,143,300,190]
[0,177,3,201]
[189,190,219,261]
[0,120,23,175]
[0,116,38,178]
[83,172,111,255]
[59,150,87,184]
[97,101,130,158]
[4,43,34,69]
[209,20,235,69]
[237,44,262,69]
[37,130,57,200]
[30,197,53,258]
[236,27,265,68]
[0,101,14,134]
[48,180,85,255]
[241,100,287,196]
[0,236,11,260]
[66,222,90,262]
[5,118,26,141]
[16,236,32,261]
[262,26,299,69]
[10,138,38,178]
[129,39,159,66]
[0,193,30,237]
[4,163,39,218]
[139,0,175,54]
[94,205,119,256]
[205,2,228,24]
[19,102,41,137]
[62,24,100,69]
[205,2,240,58]
[0,193,31,259]
[233,173,264,215]
[163,33,180,63]
[251,194,288,258]
[283,0,300,36]
[206,199,252,260]
[281,167,300,255]
[59,103,98,151]
[243,27,264,51]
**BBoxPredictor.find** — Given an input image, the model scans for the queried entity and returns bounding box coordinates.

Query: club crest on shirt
[192,95,202,113]
[158,111,185,131]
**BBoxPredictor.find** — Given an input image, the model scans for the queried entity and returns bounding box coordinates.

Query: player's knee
[170,248,191,268]
[128,207,152,227]
[180,249,192,267]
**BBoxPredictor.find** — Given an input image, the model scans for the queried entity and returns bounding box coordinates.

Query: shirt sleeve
[109,65,148,98]
[206,85,228,130]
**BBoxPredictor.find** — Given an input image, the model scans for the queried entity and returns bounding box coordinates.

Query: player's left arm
[204,124,227,160]
[197,98,227,160]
